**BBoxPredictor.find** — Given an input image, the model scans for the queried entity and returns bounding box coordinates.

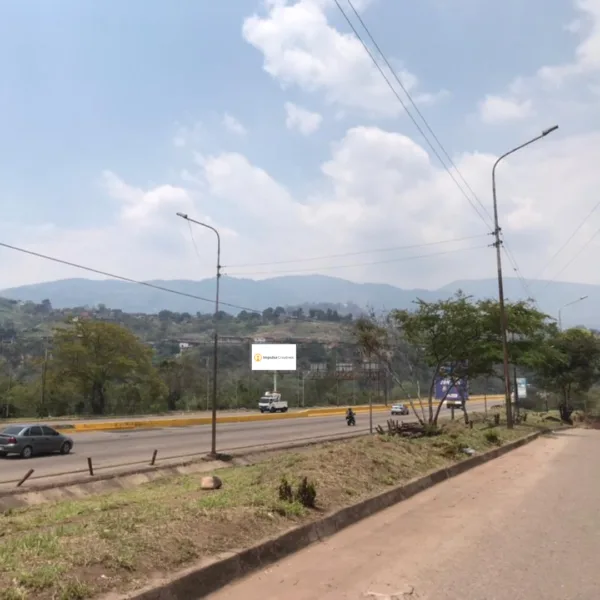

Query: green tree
[479,298,553,372]
[51,320,165,415]
[391,293,496,425]
[158,358,183,411]
[530,327,600,420]
[354,293,552,427]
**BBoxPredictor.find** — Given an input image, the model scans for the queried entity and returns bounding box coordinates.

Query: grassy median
[0,413,559,600]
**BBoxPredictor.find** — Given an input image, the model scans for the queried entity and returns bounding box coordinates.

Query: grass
[0,413,558,599]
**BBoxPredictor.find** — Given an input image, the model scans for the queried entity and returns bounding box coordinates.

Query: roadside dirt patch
[0,418,555,600]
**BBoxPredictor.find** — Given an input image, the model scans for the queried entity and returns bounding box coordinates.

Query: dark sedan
[0,424,74,458]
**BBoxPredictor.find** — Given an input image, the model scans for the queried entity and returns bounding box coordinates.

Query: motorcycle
[346,413,356,426]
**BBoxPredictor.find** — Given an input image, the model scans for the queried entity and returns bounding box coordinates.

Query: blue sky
[1,0,599,292]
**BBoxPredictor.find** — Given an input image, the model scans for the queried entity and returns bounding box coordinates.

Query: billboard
[435,378,469,401]
[516,378,527,398]
[435,364,469,401]
[251,344,297,371]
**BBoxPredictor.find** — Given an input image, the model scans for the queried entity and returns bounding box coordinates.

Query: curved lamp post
[176,212,221,458]
[492,125,559,428]
[558,295,588,330]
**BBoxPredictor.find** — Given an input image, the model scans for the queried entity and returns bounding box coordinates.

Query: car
[391,403,409,416]
[0,424,74,458]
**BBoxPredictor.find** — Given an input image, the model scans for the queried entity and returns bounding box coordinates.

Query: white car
[391,403,409,416]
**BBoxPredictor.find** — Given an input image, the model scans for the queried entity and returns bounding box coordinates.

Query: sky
[1,0,600,295]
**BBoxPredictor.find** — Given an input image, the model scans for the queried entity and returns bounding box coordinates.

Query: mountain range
[0,275,598,329]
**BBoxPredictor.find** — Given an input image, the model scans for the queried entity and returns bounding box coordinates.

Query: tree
[354,309,429,412]
[478,298,553,372]
[354,294,550,427]
[530,327,600,421]
[158,358,184,411]
[392,293,497,426]
[51,320,165,415]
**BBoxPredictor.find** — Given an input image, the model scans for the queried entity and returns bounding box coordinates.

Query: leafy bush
[277,476,317,508]
[295,477,317,508]
[484,428,500,445]
[278,477,293,503]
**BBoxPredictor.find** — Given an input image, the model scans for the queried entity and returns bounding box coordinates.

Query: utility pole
[177,212,221,458]
[492,125,558,429]
[40,344,48,416]
[205,356,210,411]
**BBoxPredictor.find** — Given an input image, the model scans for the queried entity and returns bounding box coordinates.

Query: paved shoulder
[208,429,600,600]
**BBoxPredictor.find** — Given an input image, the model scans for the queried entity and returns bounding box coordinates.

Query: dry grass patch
[0,418,549,599]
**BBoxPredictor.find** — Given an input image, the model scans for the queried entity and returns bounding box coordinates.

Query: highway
[0,400,491,486]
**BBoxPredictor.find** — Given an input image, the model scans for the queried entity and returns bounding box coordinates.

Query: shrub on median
[278,475,317,508]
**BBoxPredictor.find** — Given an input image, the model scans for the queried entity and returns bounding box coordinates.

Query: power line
[333,0,493,231]
[344,0,493,227]
[226,244,489,276]
[186,220,204,264]
[225,233,491,268]
[502,245,538,307]
[0,241,263,315]
[534,199,600,284]
[541,225,600,289]
[340,0,535,303]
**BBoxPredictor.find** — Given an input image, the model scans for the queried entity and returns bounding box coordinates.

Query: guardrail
[50,395,504,434]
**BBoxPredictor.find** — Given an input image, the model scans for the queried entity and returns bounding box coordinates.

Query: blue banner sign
[435,373,469,401]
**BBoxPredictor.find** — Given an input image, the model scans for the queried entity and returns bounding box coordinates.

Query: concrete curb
[107,429,545,600]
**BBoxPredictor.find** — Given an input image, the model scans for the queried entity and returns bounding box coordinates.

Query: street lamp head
[542,125,559,136]
[176,212,188,219]
[580,295,589,301]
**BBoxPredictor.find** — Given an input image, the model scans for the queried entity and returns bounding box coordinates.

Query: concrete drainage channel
[0,430,371,512]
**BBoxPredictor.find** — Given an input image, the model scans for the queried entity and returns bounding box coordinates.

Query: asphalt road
[0,400,489,485]
[209,428,600,600]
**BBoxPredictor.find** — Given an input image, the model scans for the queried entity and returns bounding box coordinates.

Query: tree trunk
[432,393,446,426]
[461,400,469,425]
[166,391,179,411]
[90,381,105,415]
[428,378,436,424]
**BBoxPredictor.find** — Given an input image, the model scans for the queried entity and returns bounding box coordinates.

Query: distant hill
[1,274,599,329]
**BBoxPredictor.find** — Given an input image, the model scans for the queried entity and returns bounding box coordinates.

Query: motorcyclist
[346,407,355,421]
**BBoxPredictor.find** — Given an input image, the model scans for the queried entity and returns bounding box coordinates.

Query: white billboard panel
[251,344,297,371]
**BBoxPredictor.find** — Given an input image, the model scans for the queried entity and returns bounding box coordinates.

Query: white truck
[258,391,288,413]
[445,398,464,409]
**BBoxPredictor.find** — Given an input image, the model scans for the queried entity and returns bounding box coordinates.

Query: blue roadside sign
[434,364,469,401]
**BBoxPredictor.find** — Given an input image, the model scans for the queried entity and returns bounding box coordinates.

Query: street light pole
[176,212,221,458]
[492,125,559,429]
[558,295,588,330]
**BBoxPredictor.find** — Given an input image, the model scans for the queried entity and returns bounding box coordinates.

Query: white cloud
[479,96,534,123]
[6,0,600,298]
[242,0,442,117]
[478,0,600,126]
[6,126,600,294]
[222,113,247,135]
[284,102,323,134]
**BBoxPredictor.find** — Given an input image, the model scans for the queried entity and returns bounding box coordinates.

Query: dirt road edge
[106,429,546,600]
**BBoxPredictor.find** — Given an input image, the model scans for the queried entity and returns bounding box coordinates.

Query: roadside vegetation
[0,411,560,600]
[3,291,600,423]
[354,292,600,427]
